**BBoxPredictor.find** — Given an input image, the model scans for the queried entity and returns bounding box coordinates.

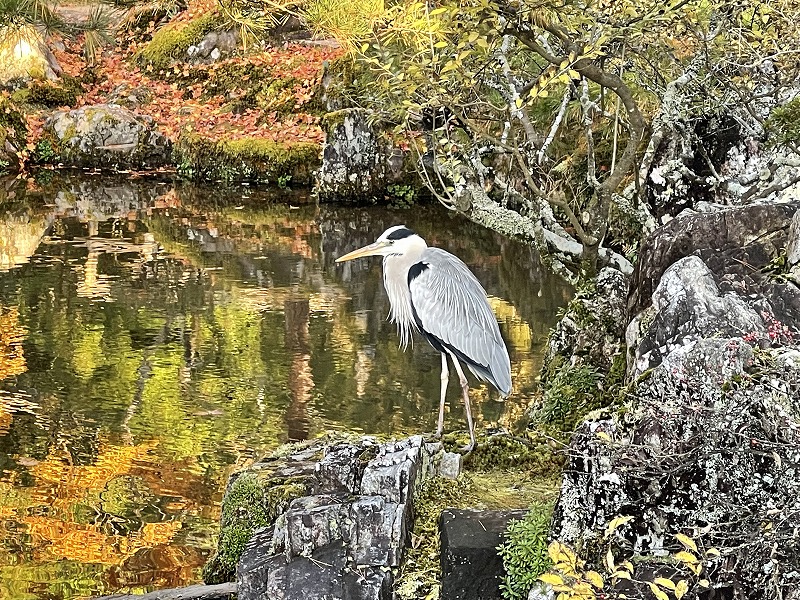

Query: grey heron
[336,225,512,451]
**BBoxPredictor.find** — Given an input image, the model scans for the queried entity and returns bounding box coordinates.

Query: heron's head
[335,225,427,262]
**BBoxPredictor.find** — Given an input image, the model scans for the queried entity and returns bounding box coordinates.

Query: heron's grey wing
[408,248,512,395]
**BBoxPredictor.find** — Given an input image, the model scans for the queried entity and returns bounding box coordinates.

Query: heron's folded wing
[408,248,511,395]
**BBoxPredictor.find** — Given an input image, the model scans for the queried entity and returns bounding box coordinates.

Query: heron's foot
[423,431,443,444]
[459,441,476,454]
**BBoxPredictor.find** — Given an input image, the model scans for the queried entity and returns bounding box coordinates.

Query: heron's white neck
[382,236,427,349]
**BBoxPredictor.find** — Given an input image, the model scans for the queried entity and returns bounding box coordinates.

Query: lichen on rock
[316,107,418,202]
[39,103,172,170]
[550,201,800,598]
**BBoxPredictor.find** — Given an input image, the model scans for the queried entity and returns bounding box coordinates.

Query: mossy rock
[313,55,375,112]
[136,12,221,72]
[0,97,27,175]
[10,76,83,108]
[202,471,308,584]
[175,132,320,184]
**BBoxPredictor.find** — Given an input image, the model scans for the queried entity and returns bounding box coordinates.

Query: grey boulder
[42,104,171,170]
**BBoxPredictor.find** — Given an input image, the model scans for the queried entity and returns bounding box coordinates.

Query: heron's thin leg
[437,353,448,438]
[447,351,476,453]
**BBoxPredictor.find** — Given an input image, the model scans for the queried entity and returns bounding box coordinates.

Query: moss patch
[136,12,220,72]
[10,76,83,108]
[448,433,565,478]
[175,132,320,184]
[202,471,307,584]
[395,477,476,600]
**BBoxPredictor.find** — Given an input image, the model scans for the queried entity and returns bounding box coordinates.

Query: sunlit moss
[175,133,320,184]
[443,433,565,478]
[136,13,221,71]
[202,471,307,584]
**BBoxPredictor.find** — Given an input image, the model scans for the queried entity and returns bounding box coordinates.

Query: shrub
[498,501,555,600]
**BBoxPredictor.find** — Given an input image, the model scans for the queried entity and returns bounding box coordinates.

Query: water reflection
[0,174,572,599]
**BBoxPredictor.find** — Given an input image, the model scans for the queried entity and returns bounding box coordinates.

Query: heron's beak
[335,241,389,263]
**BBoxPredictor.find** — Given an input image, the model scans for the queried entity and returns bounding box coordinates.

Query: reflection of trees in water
[0,307,26,382]
[0,176,571,598]
[284,298,311,441]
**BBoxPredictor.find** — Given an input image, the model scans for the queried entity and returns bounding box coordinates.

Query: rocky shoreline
[188,198,800,600]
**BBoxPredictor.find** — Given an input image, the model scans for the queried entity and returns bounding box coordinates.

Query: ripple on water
[0,177,572,599]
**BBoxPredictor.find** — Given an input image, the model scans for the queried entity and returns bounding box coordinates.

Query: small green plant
[765,97,800,146]
[276,173,292,188]
[535,363,603,432]
[387,183,416,208]
[498,501,554,600]
[32,138,57,163]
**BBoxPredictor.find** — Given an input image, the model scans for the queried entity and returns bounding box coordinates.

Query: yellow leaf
[537,89,549,98]
[698,579,710,588]
[648,582,670,600]
[605,547,615,572]
[675,533,697,552]
[360,43,369,53]
[612,570,631,580]
[548,541,563,564]
[539,573,565,586]
[675,580,689,599]
[433,40,448,48]
[515,97,523,108]
[654,577,676,590]
[706,548,721,557]
[596,431,612,442]
[675,550,698,564]
[585,570,604,589]
[605,515,634,537]
[568,69,581,79]
[621,560,634,573]
[548,542,577,569]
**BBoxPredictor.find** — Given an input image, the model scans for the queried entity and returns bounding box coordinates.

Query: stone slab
[440,509,529,600]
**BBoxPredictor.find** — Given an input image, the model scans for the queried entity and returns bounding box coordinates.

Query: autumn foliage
[20,1,343,152]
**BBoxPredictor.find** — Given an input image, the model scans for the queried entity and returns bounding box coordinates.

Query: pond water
[0,174,571,599]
